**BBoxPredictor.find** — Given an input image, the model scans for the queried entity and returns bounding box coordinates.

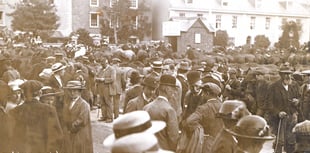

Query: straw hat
[103,110,166,147]
[51,62,66,72]
[63,80,86,90]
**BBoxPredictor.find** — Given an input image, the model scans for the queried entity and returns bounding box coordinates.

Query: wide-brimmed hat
[103,110,166,147]
[40,86,62,97]
[187,71,201,85]
[51,62,66,72]
[63,80,86,90]
[141,76,158,89]
[159,74,177,87]
[216,100,249,120]
[279,65,293,74]
[8,79,25,91]
[178,61,191,71]
[111,133,173,153]
[225,115,275,140]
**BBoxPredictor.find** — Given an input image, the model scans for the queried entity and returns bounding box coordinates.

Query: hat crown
[151,60,163,68]
[219,100,245,115]
[64,80,85,89]
[159,74,176,87]
[187,71,201,85]
[201,82,221,95]
[235,115,270,138]
[41,86,54,95]
[51,62,66,72]
[113,111,151,130]
[293,120,310,135]
[142,76,158,89]
[179,61,190,70]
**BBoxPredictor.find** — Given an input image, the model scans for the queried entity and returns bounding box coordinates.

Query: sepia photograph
[1,0,310,152]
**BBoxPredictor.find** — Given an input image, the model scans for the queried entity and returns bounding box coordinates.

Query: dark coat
[9,99,64,153]
[176,74,189,111]
[143,96,179,151]
[96,65,117,96]
[0,107,11,153]
[125,94,149,113]
[63,97,93,153]
[123,84,143,112]
[211,128,237,153]
[183,91,204,120]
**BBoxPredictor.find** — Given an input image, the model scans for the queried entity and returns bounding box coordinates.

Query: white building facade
[167,0,310,47]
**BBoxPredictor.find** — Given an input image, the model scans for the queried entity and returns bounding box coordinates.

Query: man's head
[141,76,158,98]
[187,71,202,94]
[20,80,44,102]
[64,80,85,99]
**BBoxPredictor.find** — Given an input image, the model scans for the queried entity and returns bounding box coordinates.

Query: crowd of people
[1,41,310,153]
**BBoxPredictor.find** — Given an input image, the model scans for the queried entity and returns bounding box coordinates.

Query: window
[90,13,99,28]
[131,16,138,29]
[90,0,99,6]
[130,0,138,9]
[197,14,203,17]
[216,15,221,29]
[110,16,119,28]
[195,33,201,44]
[179,13,185,17]
[265,17,270,30]
[250,16,255,29]
[232,16,237,28]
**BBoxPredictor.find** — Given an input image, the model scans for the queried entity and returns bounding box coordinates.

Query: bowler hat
[51,62,66,72]
[159,74,177,87]
[20,80,44,93]
[141,76,158,89]
[216,100,249,120]
[103,110,166,147]
[111,133,173,153]
[63,80,86,90]
[225,115,275,140]
[187,71,201,85]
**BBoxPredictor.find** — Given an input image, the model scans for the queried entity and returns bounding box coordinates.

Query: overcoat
[0,106,11,153]
[63,97,93,153]
[125,94,149,113]
[96,65,117,96]
[123,84,143,112]
[211,128,238,153]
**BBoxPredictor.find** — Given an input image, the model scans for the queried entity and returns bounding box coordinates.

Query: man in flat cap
[9,80,63,153]
[266,66,300,153]
[143,74,179,151]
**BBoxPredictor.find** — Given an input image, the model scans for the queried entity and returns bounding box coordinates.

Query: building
[0,0,20,31]
[156,0,310,48]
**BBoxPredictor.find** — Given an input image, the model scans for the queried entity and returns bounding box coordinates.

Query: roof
[173,18,215,32]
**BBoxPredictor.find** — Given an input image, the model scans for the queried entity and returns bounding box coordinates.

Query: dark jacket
[211,128,238,153]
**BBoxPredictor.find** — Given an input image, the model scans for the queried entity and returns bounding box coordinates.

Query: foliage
[213,30,229,48]
[9,1,59,39]
[278,21,300,49]
[100,0,151,43]
[69,28,94,47]
[254,35,270,49]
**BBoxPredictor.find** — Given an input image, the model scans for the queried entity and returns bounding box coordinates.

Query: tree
[254,35,270,49]
[9,0,59,39]
[278,20,300,50]
[69,28,94,47]
[214,30,229,48]
[100,0,151,44]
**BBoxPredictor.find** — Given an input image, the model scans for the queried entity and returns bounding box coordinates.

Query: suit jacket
[9,99,63,153]
[0,106,10,153]
[112,64,123,94]
[96,65,117,96]
[125,94,149,113]
[143,96,179,151]
[63,97,93,153]
[177,74,189,110]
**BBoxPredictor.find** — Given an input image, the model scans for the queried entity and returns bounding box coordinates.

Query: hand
[291,98,299,106]
[279,111,287,118]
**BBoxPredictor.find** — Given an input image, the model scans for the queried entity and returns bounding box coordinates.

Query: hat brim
[225,128,275,140]
[279,70,293,74]
[52,66,66,72]
[63,86,86,90]
[40,91,63,97]
[103,120,166,147]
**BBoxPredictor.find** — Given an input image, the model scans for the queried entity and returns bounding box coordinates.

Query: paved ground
[90,109,275,153]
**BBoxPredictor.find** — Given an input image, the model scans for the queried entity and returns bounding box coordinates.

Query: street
[90,109,275,153]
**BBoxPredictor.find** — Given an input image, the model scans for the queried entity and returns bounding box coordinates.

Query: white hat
[51,63,66,72]
[103,111,166,147]
[8,79,25,91]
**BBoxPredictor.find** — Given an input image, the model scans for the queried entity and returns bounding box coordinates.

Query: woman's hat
[63,80,86,90]
[111,133,173,153]
[103,110,166,147]
[216,100,250,120]
[8,79,25,91]
[225,115,275,140]
[51,62,66,72]
[159,74,177,87]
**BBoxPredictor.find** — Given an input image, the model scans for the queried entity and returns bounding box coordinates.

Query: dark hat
[20,80,44,93]
[63,80,86,90]
[40,86,62,97]
[178,61,191,71]
[187,71,201,85]
[51,62,66,72]
[293,120,310,135]
[159,74,177,87]
[201,82,221,95]
[216,100,249,120]
[103,110,166,147]
[141,76,158,89]
[279,65,293,74]
[111,133,173,153]
[225,115,275,140]
[201,75,222,88]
